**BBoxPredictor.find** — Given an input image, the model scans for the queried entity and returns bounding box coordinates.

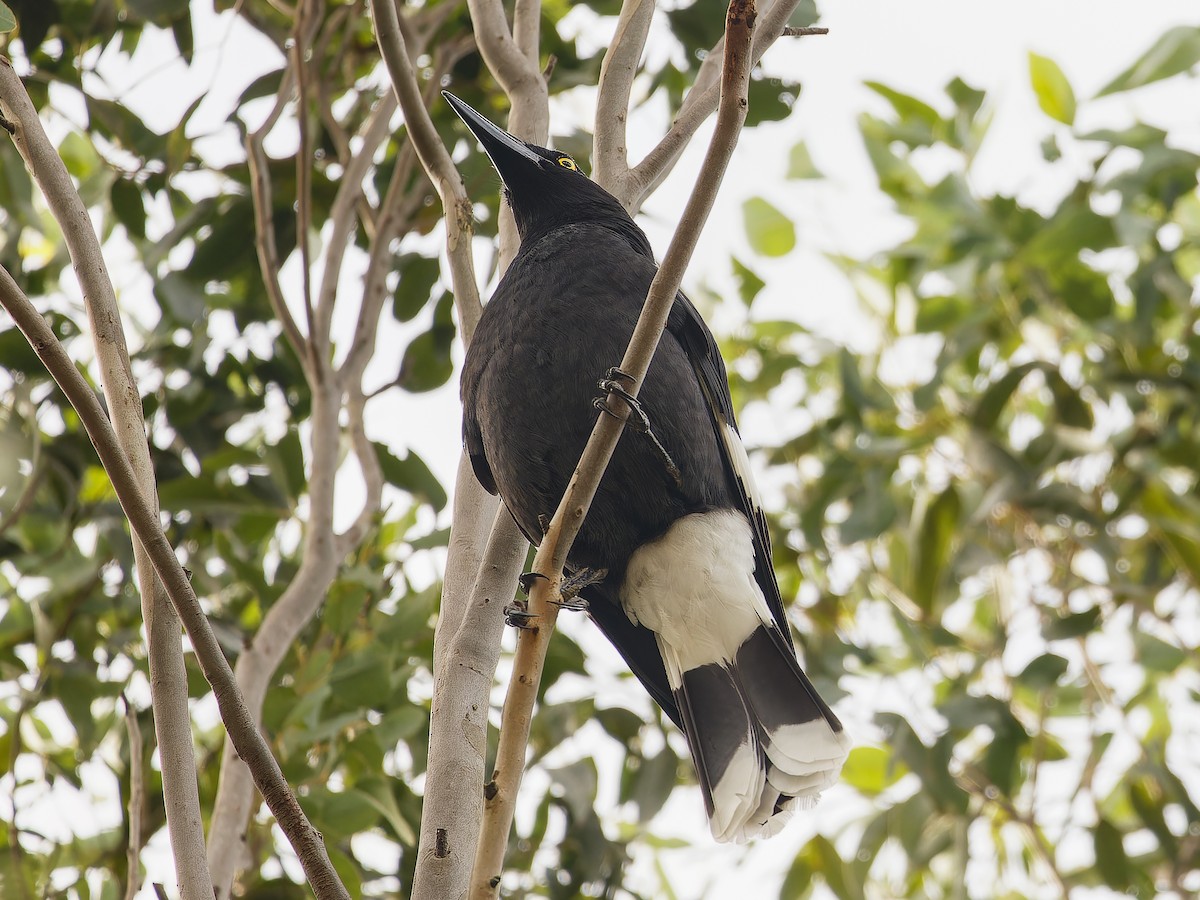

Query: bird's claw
[504,600,537,629]
[594,368,684,490]
[548,567,608,611]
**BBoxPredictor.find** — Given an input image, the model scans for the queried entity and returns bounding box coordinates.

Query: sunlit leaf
[743,196,796,257]
[1029,52,1077,125]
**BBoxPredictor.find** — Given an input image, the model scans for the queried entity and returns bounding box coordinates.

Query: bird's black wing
[666,292,796,649]
[462,409,498,495]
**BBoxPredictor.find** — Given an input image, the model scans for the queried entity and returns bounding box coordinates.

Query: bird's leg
[548,566,607,612]
[593,367,684,489]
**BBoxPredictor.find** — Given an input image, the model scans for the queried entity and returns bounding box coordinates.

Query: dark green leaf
[911,486,960,614]
[1044,606,1102,640]
[373,443,448,511]
[392,253,442,322]
[731,256,765,308]
[1093,818,1131,889]
[1017,653,1069,688]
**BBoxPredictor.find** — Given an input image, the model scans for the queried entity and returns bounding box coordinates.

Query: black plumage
[446,92,848,841]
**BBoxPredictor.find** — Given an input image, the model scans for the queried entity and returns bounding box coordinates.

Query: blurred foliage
[730,30,1200,900]
[0,1,1197,898]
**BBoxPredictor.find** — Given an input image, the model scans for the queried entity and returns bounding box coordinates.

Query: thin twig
[122,694,144,900]
[316,88,398,340]
[782,25,828,37]
[469,2,758,895]
[0,266,350,900]
[246,67,311,373]
[293,0,320,353]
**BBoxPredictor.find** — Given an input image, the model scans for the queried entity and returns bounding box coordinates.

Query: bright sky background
[20,1,1200,897]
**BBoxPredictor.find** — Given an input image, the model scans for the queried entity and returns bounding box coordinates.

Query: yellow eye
[557,156,578,171]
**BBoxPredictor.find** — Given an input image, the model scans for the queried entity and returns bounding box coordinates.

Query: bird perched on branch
[445,92,849,842]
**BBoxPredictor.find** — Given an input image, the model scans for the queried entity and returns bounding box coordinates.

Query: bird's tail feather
[672,625,849,843]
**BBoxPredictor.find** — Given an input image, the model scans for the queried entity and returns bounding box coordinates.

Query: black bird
[445,92,848,842]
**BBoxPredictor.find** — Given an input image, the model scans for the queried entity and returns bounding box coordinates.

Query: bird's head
[443,92,642,249]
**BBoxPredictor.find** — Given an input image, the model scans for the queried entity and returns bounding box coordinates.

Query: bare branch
[513,0,541,62]
[246,70,311,373]
[624,0,804,211]
[316,88,398,337]
[467,0,543,98]
[593,0,655,194]
[293,0,320,351]
[336,389,384,556]
[371,0,484,338]
[122,695,145,900]
[470,2,758,894]
[0,266,350,900]
[0,55,213,900]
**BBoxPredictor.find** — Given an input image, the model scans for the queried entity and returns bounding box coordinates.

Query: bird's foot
[504,599,537,629]
[549,566,607,611]
[593,367,684,489]
[518,571,548,596]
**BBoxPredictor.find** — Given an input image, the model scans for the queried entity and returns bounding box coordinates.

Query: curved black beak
[442,91,543,183]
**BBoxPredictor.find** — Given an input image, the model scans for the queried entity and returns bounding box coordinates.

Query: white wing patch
[619,509,774,688]
[720,417,764,513]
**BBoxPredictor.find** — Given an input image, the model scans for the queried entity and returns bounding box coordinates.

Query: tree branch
[467,0,543,98]
[372,0,484,339]
[412,503,527,900]
[624,0,806,211]
[316,88,398,344]
[292,0,320,353]
[469,3,758,895]
[0,266,350,900]
[0,54,213,900]
[246,68,312,375]
[593,0,655,194]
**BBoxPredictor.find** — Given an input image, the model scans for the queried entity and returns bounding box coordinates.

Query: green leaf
[742,196,796,257]
[373,443,448,511]
[731,256,765,308]
[1098,25,1200,96]
[1093,818,1131,889]
[632,746,678,822]
[911,486,960,614]
[1028,52,1076,125]
[392,252,441,322]
[1044,606,1101,640]
[110,178,146,240]
[786,141,822,180]
[1017,653,1069,688]
[0,3,15,34]
[840,746,906,796]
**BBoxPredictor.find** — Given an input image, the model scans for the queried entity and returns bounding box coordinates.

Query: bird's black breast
[461,223,732,582]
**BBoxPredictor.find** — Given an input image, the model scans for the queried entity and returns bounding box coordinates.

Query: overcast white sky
[22,1,1200,897]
